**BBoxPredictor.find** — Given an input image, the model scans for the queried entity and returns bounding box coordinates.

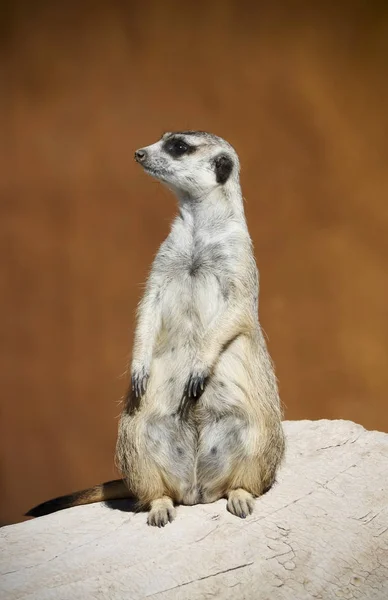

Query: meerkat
[26,131,285,526]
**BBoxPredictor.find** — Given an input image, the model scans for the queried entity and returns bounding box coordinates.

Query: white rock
[1,420,387,599]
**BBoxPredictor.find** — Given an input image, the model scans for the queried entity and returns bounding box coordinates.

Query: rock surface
[1,419,387,600]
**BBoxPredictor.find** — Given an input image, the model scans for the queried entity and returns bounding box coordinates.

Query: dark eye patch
[162,137,197,158]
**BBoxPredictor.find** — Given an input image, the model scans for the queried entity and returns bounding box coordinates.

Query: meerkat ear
[214,154,233,184]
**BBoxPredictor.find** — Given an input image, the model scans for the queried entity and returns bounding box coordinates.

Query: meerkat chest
[162,267,226,329]
[159,242,233,329]
[181,233,239,277]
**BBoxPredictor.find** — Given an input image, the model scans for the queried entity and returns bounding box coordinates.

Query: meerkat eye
[163,138,195,158]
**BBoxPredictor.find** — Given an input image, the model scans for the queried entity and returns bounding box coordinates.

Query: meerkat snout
[134,149,147,163]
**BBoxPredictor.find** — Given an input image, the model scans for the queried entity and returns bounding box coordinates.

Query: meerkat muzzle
[134,149,147,163]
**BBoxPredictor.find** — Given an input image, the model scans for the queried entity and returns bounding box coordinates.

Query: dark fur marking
[188,241,225,277]
[214,154,233,184]
[25,480,126,518]
[162,137,197,159]
[189,257,201,276]
[25,492,80,518]
[177,394,193,420]
[197,486,204,502]
[221,284,230,301]
[210,446,218,456]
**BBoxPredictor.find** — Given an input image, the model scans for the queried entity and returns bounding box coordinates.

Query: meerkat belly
[145,274,252,506]
[160,272,225,344]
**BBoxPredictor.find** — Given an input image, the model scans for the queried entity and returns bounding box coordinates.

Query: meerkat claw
[131,371,149,399]
[185,372,208,399]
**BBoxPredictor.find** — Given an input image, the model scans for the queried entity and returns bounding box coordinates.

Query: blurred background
[1,0,388,525]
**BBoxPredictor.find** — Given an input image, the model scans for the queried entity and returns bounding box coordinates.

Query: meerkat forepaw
[147,498,176,527]
[184,366,210,399]
[227,489,255,519]
[131,367,149,399]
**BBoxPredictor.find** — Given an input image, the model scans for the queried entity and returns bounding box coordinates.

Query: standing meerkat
[26,131,285,526]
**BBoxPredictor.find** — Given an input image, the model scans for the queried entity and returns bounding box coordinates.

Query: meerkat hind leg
[227,488,255,519]
[147,496,176,527]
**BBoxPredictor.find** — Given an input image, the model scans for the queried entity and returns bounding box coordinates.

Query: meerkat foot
[147,497,176,527]
[227,489,255,519]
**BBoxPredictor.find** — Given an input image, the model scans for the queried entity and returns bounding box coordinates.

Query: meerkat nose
[135,149,147,163]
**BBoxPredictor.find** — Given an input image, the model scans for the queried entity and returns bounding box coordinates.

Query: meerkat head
[134,131,240,198]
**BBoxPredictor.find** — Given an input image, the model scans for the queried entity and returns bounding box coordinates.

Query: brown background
[1,1,388,525]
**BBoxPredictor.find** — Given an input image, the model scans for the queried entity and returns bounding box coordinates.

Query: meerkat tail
[25,479,130,518]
